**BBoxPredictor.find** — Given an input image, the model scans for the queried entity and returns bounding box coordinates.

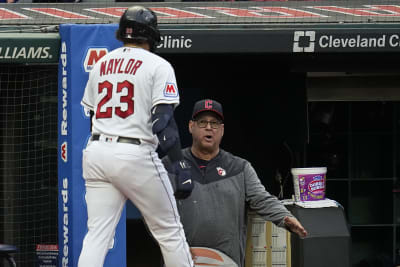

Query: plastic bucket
[291,167,327,201]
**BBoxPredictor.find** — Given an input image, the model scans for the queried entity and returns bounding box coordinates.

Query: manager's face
[189,111,224,153]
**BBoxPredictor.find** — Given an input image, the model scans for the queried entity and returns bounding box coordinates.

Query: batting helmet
[117,6,161,51]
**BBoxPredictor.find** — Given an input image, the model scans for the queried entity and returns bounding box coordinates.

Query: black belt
[92,134,141,145]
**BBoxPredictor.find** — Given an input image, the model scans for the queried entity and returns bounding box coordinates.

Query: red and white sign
[61,141,67,163]
[24,8,93,19]
[1,4,400,24]
[36,244,58,251]
[83,48,108,72]
[0,8,29,20]
[87,7,127,18]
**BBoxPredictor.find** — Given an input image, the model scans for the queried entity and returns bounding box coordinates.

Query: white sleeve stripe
[81,100,94,111]
[152,99,179,109]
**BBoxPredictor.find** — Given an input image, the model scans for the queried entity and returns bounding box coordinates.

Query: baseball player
[78,6,194,267]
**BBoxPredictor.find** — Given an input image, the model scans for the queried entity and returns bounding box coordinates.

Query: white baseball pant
[78,137,193,267]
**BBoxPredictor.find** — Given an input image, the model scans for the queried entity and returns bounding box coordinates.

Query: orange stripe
[191,248,224,262]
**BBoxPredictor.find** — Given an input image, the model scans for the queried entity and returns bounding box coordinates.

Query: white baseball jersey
[81,46,179,144]
[78,46,194,267]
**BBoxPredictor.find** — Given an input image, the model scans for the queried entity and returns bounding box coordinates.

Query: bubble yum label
[298,174,326,201]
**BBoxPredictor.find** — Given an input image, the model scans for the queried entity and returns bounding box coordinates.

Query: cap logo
[126,27,133,34]
[205,100,213,109]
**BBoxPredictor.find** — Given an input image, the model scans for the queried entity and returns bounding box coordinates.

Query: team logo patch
[163,82,178,98]
[205,100,213,109]
[216,167,226,176]
[61,141,67,163]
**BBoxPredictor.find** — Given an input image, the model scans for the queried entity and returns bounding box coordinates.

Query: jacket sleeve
[244,161,294,227]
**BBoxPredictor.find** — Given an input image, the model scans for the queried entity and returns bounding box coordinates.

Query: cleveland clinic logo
[293,31,316,53]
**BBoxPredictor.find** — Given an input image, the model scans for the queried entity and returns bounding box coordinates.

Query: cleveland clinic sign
[293,31,400,52]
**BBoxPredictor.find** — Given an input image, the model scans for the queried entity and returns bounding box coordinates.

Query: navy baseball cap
[192,99,224,121]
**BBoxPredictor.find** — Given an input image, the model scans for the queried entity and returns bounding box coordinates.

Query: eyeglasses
[194,119,222,129]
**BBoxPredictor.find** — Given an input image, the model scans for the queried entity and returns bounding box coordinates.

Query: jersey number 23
[96,80,134,119]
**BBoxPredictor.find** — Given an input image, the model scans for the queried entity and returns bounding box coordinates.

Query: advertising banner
[0,33,59,63]
[57,24,126,267]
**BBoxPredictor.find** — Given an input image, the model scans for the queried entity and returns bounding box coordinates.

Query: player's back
[84,46,178,145]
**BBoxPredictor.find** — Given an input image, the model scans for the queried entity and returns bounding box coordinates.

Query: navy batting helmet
[117,6,161,51]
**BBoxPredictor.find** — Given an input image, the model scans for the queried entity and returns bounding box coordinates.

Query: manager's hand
[284,216,308,238]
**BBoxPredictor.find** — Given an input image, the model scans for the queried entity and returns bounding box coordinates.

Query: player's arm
[152,104,193,199]
[151,104,181,161]
[90,111,94,132]
[81,68,96,133]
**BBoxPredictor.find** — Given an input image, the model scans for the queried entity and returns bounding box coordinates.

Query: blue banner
[58,24,126,267]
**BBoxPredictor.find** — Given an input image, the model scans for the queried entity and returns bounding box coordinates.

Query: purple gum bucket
[291,167,327,201]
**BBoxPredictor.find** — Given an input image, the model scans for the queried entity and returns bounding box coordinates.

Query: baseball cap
[192,99,224,121]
